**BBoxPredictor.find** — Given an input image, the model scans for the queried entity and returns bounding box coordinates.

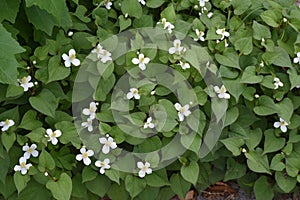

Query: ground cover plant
[1,0,300,199]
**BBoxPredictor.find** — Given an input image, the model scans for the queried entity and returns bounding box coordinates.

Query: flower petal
[273,122,281,128]
[102,145,110,154]
[138,170,146,178]
[137,161,144,169]
[72,59,80,66]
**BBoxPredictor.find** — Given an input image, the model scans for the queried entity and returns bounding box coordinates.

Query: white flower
[137,161,152,178]
[168,39,186,55]
[293,52,300,65]
[241,148,247,153]
[76,147,94,166]
[216,28,230,41]
[150,90,156,95]
[174,103,191,121]
[283,18,288,23]
[274,118,288,132]
[194,29,205,42]
[144,117,155,129]
[99,135,117,154]
[178,61,190,70]
[45,129,62,145]
[18,76,34,92]
[259,61,264,67]
[22,143,39,159]
[14,157,32,175]
[254,94,260,98]
[199,0,209,7]
[214,85,230,99]
[92,44,113,63]
[95,158,110,174]
[62,49,80,67]
[274,77,283,89]
[104,0,112,9]
[68,31,73,37]
[0,119,15,132]
[82,102,97,119]
[127,88,140,100]
[132,53,150,70]
[138,0,146,5]
[207,12,213,18]
[81,118,94,132]
[157,18,175,33]
[224,39,229,47]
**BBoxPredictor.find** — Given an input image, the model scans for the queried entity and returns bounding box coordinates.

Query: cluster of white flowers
[81,102,98,132]
[14,143,39,175]
[293,52,300,65]
[194,29,205,42]
[45,129,62,145]
[62,49,80,67]
[274,117,289,133]
[91,44,112,63]
[103,0,112,9]
[216,28,230,41]
[76,134,118,174]
[18,76,34,92]
[0,119,15,132]
[157,18,175,33]
[169,39,186,56]
[274,77,283,89]
[132,52,150,70]
[214,85,230,99]
[174,103,191,121]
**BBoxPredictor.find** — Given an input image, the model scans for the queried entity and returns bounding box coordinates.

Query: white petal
[23,152,30,159]
[22,145,29,151]
[274,122,281,128]
[104,158,110,164]
[72,59,80,66]
[281,125,287,133]
[134,93,140,99]
[14,165,21,171]
[146,168,152,174]
[147,117,152,123]
[178,113,184,121]
[223,93,230,99]
[21,168,27,175]
[145,162,150,167]
[87,150,94,156]
[95,160,101,167]
[55,130,62,137]
[168,47,176,54]
[64,60,71,67]
[62,54,69,61]
[137,161,144,169]
[127,92,134,99]
[148,123,155,129]
[82,108,91,115]
[80,147,86,154]
[183,110,191,117]
[88,125,93,132]
[293,57,299,64]
[102,145,110,154]
[69,49,76,56]
[110,142,117,149]
[213,86,220,93]
[174,103,181,111]
[100,168,105,174]
[32,150,39,157]
[139,63,146,70]
[51,138,58,145]
[83,158,91,165]
[132,58,140,64]
[138,170,146,178]
[143,57,150,64]
[76,154,83,161]
[99,137,107,144]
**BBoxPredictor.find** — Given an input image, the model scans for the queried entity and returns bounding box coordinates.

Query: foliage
[0,0,300,199]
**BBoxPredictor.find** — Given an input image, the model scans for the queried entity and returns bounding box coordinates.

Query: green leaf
[160,5,176,22]
[240,66,263,84]
[94,74,116,101]
[119,15,132,32]
[38,149,55,171]
[276,98,293,122]
[287,68,300,90]
[55,121,81,148]
[262,47,292,68]
[224,158,246,181]
[180,161,199,185]
[82,166,98,183]
[47,55,71,83]
[105,169,120,184]
[286,144,300,177]
[224,107,239,127]
[260,9,281,27]
[46,173,72,200]
[13,173,30,194]
[85,175,111,197]
[146,0,165,8]
[253,95,277,116]
[26,127,46,144]
[221,137,244,156]
[234,37,253,55]
[145,169,169,187]
[215,49,240,69]
[254,176,274,200]
[19,110,43,130]
[270,154,285,171]
[25,5,58,35]
[71,174,87,198]
[6,84,24,98]
[125,175,146,198]
[1,132,16,152]
[275,171,297,193]
[245,148,271,175]
[25,0,72,29]
[121,0,143,18]
[170,173,191,199]
[223,77,246,102]
[0,0,21,23]
[29,89,58,117]
[0,149,10,184]
[0,23,25,84]
[231,0,251,15]
[108,183,129,200]
[245,128,263,151]
[263,129,285,154]
[252,21,271,40]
